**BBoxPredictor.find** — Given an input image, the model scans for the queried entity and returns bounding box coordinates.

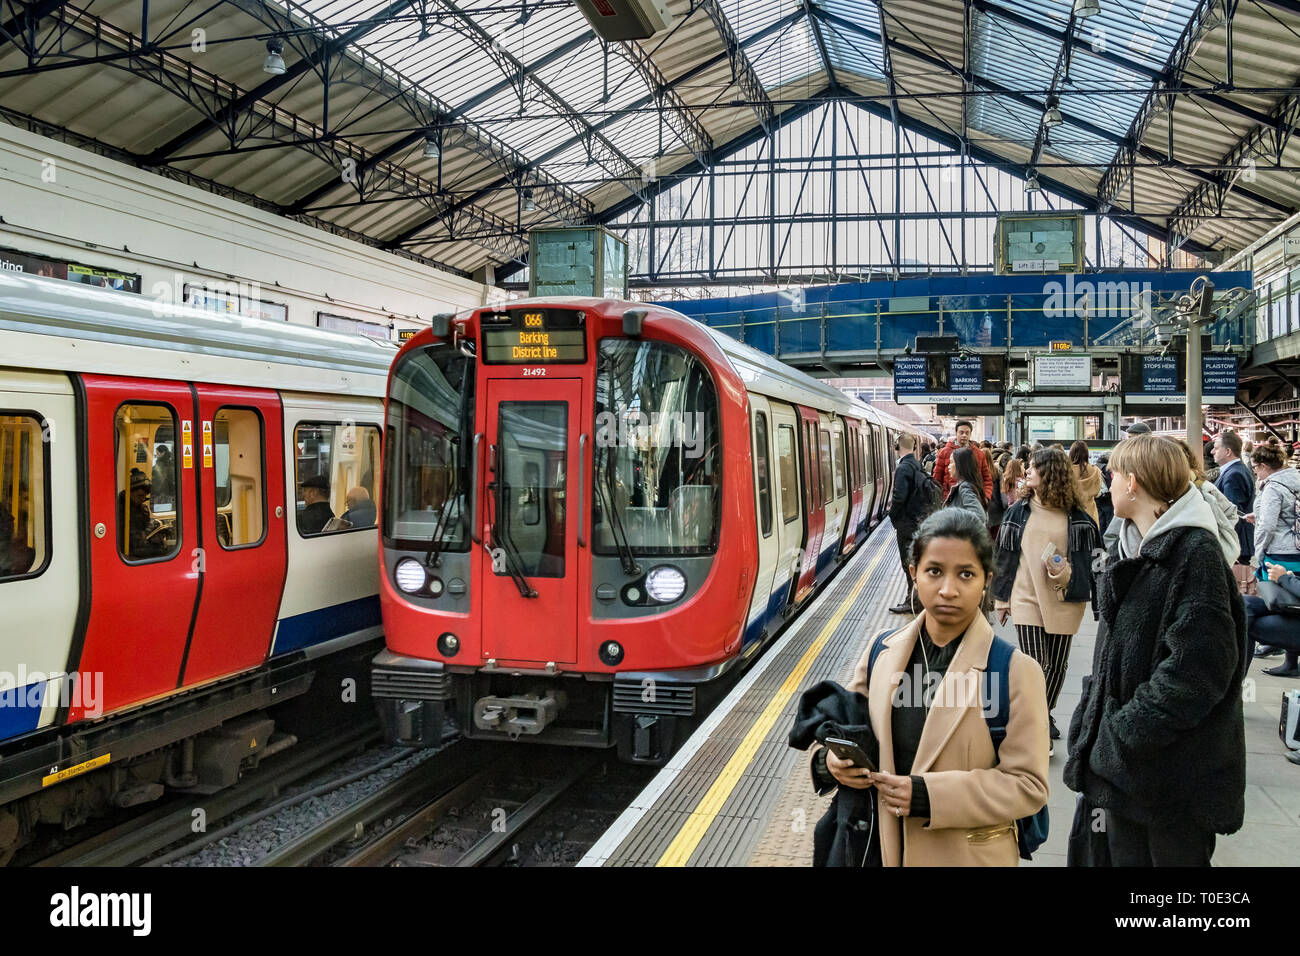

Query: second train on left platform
[374,299,922,764]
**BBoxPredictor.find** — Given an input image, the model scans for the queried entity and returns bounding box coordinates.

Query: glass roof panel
[746,14,825,92]
[819,1,886,80]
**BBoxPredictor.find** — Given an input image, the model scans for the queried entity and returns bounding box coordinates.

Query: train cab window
[115,404,180,562]
[777,425,799,524]
[593,339,721,556]
[294,422,381,537]
[754,412,772,537]
[0,414,49,580]
[214,408,266,549]
[818,429,833,505]
[832,430,847,499]
[383,344,474,553]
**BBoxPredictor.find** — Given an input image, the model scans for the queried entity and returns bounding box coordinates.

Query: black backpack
[911,464,943,517]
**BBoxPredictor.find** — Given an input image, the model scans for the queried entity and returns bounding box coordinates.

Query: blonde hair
[1108,434,1189,517]
[1001,457,1024,493]
[1164,436,1205,484]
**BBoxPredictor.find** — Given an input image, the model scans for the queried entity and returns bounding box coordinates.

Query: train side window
[818,428,833,505]
[0,414,49,581]
[115,404,180,563]
[754,412,772,537]
[832,430,847,499]
[294,422,381,537]
[214,408,266,549]
[862,429,873,485]
[777,425,799,524]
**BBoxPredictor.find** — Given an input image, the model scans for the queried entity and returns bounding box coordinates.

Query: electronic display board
[481,308,587,364]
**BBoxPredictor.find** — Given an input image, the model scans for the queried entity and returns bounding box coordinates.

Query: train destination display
[894,353,1006,406]
[481,309,587,364]
[1120,353,1239,408]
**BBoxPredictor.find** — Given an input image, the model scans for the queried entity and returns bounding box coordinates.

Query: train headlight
[645,566,687,603]
[438,633,460,656]
[394,558,427,594]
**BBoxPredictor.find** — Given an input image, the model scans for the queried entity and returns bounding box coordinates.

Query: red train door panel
[480,378,581,665]
[794,406,823,603]
[73,376,200,720]
[181,387,288,686]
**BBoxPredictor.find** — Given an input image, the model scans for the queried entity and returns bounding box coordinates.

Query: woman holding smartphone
[991,446,1099,753]
[822,508,1049,866]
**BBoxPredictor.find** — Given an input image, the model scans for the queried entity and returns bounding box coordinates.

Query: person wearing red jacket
[933,421,993,500]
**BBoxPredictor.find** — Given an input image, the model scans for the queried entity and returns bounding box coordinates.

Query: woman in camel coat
[1069,441,1103,525]
[824,508,1050,866]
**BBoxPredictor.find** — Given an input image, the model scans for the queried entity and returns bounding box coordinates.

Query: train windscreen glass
[383,344,474,551]
[480,308,586,364]
[593,339,720,556]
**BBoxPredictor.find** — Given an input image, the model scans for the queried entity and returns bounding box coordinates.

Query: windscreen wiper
[489,475,537,599]
[600,443,642,576]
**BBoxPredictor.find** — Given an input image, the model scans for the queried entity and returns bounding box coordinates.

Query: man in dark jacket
[932,420,993,501]
[887,433,931,614]
[1212,429,1255,566]
[298,473,336,534]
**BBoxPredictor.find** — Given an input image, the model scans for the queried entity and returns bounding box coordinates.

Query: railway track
[35,723,380,867]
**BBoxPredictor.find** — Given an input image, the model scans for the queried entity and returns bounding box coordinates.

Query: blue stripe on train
[272,595,383,655]
[0,680,45,742]
[743,575,793,646]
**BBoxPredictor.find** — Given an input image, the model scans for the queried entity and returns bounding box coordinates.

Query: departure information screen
[480,308,587,364]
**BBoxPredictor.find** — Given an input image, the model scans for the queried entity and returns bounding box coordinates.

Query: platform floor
[580,519,1300,867]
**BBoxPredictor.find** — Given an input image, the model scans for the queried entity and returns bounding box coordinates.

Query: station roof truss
[2,0,1299,280]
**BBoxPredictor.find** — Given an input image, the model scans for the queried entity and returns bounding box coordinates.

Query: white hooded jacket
[1115,482,1229,563]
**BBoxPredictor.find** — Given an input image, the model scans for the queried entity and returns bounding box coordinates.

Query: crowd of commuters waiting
[801,415,1296,867]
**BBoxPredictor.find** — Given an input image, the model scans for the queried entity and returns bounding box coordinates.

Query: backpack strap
[981,635,1016,759]
[864,628,899,686]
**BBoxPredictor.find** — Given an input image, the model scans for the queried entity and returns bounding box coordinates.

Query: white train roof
[666,308,919,434]
[0,271,393,397]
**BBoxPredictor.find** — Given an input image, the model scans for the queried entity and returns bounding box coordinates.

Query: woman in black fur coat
[1064,435,1249,867]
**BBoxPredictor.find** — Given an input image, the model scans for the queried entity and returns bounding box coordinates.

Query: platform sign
[1033,354,1092,390]
[1121,354,1239,408]
[894,353,1005,406]
[892,356,927,401]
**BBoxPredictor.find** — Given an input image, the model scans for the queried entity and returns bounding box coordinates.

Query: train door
[480,378,581,665]
[859,424,875,537]
[0,373,77,738]
[73,375,199,720]
[817,415,848,576]
[793,405,822,604]
[769,404,803,615]
[181,386,288,686]
[842,419,862,554]
[742,397,779,645]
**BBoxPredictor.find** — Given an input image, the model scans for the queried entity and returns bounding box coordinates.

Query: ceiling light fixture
[1073,0,1100,17]
[263,38,286,75]
[522,188,536,212]
[1044,104,1063,128]
[1024,170,1041,192]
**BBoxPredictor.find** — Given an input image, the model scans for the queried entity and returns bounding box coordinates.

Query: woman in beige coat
[1069,441,1102,525]
[825,508,1049,866]
[993,445,1094,752]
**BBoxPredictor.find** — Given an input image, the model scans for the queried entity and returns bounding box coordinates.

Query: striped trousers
[1015,624,1073,711]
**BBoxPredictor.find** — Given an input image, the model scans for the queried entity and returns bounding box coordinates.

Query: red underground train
[372,298,923,764]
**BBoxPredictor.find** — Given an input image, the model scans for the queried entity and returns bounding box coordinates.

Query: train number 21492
[522,367,547,377]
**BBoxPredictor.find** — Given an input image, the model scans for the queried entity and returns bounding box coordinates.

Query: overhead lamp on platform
[263,38,286,75]
[1024,170,1041,193]
[423,135,441,160]
[522,188,536,212]
[1073,0,1100,17]
[1044,103,1063,128]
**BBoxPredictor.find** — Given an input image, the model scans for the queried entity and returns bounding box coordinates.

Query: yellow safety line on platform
[654,542,890,867]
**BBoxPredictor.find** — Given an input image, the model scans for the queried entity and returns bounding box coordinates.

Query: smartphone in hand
[824,736,876,772]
